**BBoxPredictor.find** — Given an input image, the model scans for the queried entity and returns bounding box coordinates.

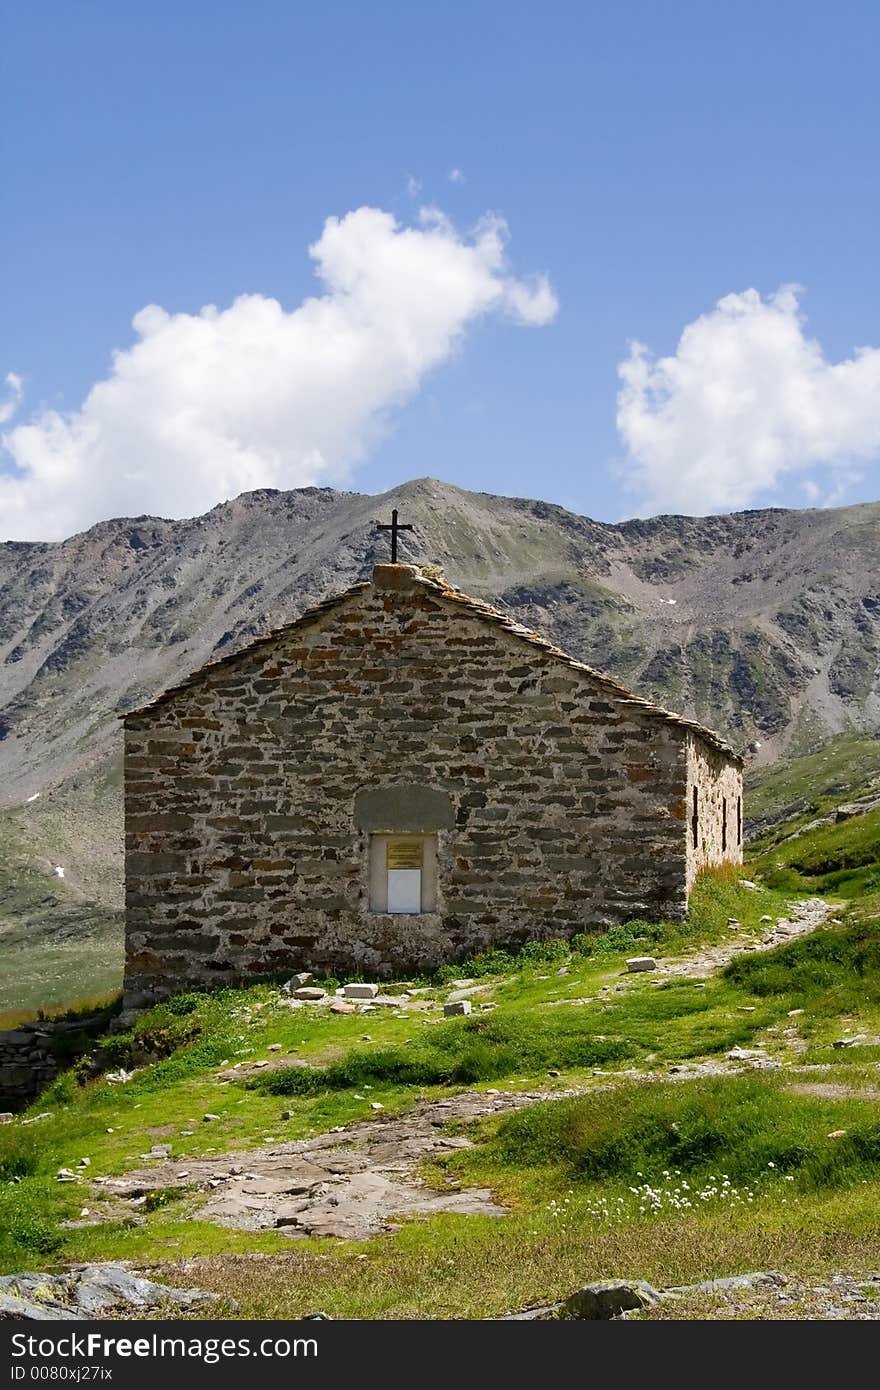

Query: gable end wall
[123,573,716,1006]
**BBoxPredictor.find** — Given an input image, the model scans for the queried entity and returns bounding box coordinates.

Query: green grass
[752,803,880,903]
[0,865,851,1280]
[724,921,880,1015]
[478,1073,880,1192]
[253,1013,634,1097]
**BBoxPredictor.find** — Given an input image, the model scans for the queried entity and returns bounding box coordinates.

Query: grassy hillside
[2,839,880,1318]
[745,732,880,836]
[0,775,123,1016]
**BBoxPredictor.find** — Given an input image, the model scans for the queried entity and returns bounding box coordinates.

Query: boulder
[444,1000,472,1016]
[294,987,327,1001]
[558,1280,661,1319]
[0,1264,233,1320]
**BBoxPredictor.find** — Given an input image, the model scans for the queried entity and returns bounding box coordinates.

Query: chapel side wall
[685,732,744,890]
[124,575,692,1007]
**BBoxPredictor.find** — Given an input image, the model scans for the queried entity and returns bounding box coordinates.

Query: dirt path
[95,897,835,1241]
[656,895,834,981]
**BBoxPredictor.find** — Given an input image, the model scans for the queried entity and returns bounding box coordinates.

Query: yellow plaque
[386,839,424,870]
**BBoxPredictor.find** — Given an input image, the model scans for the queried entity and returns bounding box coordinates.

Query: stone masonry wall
[0,1014,109,1110]
[0,1026,57,1110]
[685,732,744,890]
[123,565,730,1007]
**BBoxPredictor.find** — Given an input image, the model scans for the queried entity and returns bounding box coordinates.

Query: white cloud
[448,167,465,184]
[0,207,557,541]
[406,174,422,198]
[0,372,23,425]
[617,285,880,515]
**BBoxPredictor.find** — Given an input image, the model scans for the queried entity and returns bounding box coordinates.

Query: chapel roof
[124,563,743,764]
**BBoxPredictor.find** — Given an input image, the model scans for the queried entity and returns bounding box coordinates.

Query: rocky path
[95,897,836,1241]
[655,895,834,982]
[97,1088,559,1240]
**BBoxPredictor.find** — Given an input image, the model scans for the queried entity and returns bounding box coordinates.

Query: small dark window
[722,797,727,853]
[692,786,699,849]
[737,796,742,846]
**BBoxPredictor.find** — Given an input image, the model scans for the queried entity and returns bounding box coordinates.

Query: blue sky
[3,1,880,540]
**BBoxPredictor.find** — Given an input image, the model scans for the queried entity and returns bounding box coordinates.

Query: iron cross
[376,508,414,563]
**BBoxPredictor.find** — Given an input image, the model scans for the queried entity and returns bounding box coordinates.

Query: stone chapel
[122,561,743,1008]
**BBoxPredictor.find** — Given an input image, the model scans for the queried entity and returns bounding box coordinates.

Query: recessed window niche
[355,784,452,916]
[369,833,438,914]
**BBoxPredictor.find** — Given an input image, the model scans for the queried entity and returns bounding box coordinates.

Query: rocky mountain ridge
[5,478,878,811]
[2,478,879,816]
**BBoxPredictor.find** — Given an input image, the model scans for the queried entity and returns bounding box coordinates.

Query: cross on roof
[376,508,414,563]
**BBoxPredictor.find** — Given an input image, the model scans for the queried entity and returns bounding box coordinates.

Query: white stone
[343,983,379,999]
[445,984,491,1002]
[443,1000,472,1016]
[625,956,657,972]
[294,987,327,1000]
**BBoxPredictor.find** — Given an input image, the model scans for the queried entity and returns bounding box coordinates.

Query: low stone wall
[0,1016,110,1111]
[0,1026,58,1110]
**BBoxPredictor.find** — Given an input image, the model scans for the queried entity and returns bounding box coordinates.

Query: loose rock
[626,957,657,973]
[343,984,379,1000]
[282,973,313,993]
